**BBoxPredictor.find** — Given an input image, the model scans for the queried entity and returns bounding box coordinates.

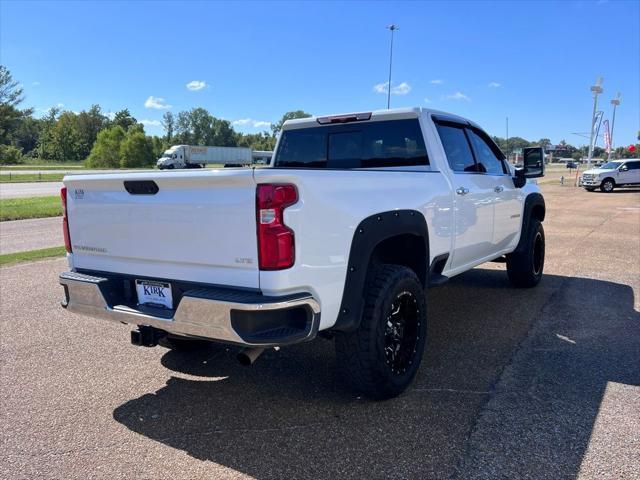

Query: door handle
[456,187,470,196]
[494,185,504,193]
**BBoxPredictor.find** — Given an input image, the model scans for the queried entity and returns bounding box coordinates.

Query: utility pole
[587,77,603,169]
[608,93,621,160]
[386,24,398,109]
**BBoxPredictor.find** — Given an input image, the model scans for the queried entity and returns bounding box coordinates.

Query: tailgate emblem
[74,189,85,199]
[235,257,253,264]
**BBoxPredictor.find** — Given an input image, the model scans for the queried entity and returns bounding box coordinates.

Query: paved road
[0,181,63,199]
[0,185,638,479]
[0,217,62,255]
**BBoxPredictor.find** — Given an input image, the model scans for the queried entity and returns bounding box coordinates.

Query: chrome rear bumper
[59,271,320,347]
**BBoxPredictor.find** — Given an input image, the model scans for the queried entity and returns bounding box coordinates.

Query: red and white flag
[603,119,611,153]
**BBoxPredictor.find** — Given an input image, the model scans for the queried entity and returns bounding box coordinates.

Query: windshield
[161,151,174,159]
[274,119,429,168]
[599,162,622,170]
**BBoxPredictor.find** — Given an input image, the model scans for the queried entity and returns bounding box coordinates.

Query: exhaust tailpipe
[237,347,266,366]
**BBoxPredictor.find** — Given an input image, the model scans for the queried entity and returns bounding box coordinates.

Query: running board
[429,274,449,287]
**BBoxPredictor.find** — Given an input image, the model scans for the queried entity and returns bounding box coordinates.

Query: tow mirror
[523,147,545,178]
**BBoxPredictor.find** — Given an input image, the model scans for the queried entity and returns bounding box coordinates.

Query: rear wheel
[600,178,615,192]
[506,218,545,288]
[335,264,427,400]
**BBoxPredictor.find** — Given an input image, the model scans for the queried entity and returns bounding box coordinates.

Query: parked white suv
[59,108,546,399]
[582,160,640,192]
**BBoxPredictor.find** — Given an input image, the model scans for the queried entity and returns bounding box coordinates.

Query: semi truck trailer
[157,145,253,169]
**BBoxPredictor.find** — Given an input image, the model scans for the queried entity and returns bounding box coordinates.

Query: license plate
[135,280,173,309]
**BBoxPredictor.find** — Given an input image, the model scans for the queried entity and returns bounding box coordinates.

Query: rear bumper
[59,271,320,347]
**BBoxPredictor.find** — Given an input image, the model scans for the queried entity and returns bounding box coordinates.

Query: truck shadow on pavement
[113,268,639,479]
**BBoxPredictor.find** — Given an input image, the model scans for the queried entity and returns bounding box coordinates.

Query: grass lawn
[0,196,62,221]
[0,173,65,183]
[0,246,66,267]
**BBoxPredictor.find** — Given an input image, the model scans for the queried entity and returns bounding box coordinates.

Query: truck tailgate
[63,169,259,288]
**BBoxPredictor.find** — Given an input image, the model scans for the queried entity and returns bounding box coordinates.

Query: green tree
[162,111,174,143]
[76,105,108,159]
[111,109,137,131]
[35,107,60,160]
[0,66,32,146]
[86,125,126,168]
[271,110,311,136]
[120,131,155,168]
[0,65,24,107]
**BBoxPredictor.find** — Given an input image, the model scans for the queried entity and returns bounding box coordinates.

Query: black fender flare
[513,192,545,254]
[332,210,429,332]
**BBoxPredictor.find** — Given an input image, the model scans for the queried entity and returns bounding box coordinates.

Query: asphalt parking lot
[1,184,638,479]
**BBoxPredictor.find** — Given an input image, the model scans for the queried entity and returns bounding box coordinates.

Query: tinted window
[467,129,506,175]
[274,119,428,168]
[625,161,640,170]
[435,124,476,172]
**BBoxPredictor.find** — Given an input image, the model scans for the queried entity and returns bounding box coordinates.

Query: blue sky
[1,0,638,147]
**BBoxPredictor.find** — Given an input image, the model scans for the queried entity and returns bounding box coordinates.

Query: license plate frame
[135,280,173,310]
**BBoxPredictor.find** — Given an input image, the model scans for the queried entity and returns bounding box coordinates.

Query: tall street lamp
[608,93,621,161]
[386,24,398,109]
[586,77,603,169]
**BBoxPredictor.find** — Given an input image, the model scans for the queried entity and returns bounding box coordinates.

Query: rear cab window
[274,119,429,169]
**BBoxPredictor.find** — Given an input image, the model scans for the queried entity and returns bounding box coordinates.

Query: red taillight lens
[61,187,72,253]
[256,184,297,270]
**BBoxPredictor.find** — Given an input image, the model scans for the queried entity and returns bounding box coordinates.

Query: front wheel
[600,178,615,192]
[335,264,427,400]
[585,187,596,192]
[506,219,545,288]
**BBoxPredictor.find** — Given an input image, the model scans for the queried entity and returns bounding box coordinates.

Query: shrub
[0,144,24,165]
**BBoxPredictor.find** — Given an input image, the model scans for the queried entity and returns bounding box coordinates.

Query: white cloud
[488,81,501,88]
[56,103,64,108]
[444,91,470,101]
[232,118,272,129]
[186,80,207,91]
[32,81,40,86]
[430,79,444,85]
[141,119,162,127]
[106,111,116,120]
[424,97,432,104]
[144,95,172,109]
[372,81,412,95]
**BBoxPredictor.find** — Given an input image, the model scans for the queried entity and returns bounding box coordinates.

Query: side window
[435,124,476,173]
[625,161,640,170]
[466,129,506,175]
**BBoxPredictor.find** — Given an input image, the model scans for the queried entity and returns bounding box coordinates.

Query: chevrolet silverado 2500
[59,108,546,399]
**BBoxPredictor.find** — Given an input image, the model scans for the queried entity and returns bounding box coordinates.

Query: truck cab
[157,146,187,170]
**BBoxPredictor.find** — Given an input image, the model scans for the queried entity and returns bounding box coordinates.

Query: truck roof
[282,107,478,131]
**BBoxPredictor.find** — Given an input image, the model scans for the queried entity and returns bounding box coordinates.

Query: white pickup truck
[59,108,546,399]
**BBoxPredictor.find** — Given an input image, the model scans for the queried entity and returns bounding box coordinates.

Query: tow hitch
[130,326,164,347]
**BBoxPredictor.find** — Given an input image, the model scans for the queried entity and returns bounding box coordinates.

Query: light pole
[586,77,603,169]
[608,93,621,160]
[386,24,398,109]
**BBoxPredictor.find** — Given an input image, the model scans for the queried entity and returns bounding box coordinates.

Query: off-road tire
[335,264,427,400]
[506,218,545,288]
[159,335,210,352]
[600,178,615,192]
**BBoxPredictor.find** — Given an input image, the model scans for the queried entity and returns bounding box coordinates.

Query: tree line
[1,65,636,167]
[0,66,310,167]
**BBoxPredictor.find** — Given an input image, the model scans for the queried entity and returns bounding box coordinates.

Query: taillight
[61,187,72,253]
[256,184,297,270]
